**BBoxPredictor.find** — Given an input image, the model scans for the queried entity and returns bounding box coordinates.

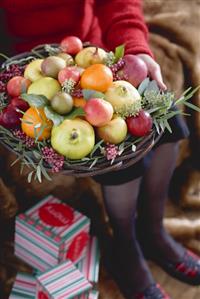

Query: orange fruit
[73,97,87,108]
[80,64,113,92]
[21,107,53,140]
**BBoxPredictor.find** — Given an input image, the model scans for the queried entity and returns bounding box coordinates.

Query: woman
[0,1,198,298]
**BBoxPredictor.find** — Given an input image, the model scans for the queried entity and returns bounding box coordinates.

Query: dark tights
[102,142,185,298]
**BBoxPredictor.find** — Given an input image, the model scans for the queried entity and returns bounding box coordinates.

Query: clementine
[73,97,86,108]
[80,64,113,92]
[21,107,53,140]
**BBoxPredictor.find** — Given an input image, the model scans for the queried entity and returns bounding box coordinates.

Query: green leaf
[65,107,85,119]
[21,93,49,107]
[90,139,104,158]
[138,78,150,95]
[40,165,52,181]
[36,165,42,183]
[131,144,136,152]
[82,89,105,100]
[44,106,64,126]
[145,80,159,93]
[114,44,125,62]
[164,119,172,133]
[89,157,98,169]
[184,101,200,113]
[28,171,34,183]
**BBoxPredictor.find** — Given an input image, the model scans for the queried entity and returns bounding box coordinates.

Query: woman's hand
[136,54,167,91]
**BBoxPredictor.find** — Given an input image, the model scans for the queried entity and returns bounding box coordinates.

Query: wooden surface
[98,262,200,299]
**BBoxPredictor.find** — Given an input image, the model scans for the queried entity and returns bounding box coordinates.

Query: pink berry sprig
[41,146,64,173]
[0,64,25,92]
[110,58,126,81]
[71,87,83,98]
[12,129,35,148]
[105,143,119,161]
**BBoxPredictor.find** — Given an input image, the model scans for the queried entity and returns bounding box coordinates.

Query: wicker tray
[0,45,163,178]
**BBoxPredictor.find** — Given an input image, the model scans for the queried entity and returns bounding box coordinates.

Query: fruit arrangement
[0,36,199,182]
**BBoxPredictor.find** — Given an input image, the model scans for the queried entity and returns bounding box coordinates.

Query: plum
[118,55,148,87]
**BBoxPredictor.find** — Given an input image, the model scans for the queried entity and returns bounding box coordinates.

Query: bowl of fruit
[0,36,198,183]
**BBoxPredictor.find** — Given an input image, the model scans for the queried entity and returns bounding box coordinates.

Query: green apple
[97,115,127,144]
[24,59,44,82]
[51,118,95,159]
[57,53,74,66]
[75,47,107,68]
[105,80,141,117]
[27,77,61,100]
[51,92,73,115]
[41,56,66,78]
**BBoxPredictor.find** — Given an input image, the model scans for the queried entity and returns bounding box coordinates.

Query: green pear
[24,59,44,82]
[75,47,107,68]
[27,77,61,100]
[97,115,127,144]
[51,118,95,159]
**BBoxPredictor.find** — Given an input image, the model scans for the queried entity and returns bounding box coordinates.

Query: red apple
[0,105,22,128]
[10,97,29,112]
[60,36,83,55]
[84,98,113,127]
[58,66,80,85]
[126,110,153,137]
[118,55,148,87]
[7,76,31,97]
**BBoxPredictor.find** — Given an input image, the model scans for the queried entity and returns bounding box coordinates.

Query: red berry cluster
[13,129,35,148]
[105,143,119,161]
[71,87,83,98]
[110,58,126,81]
[0,64,25,92]
[42,146,64,173]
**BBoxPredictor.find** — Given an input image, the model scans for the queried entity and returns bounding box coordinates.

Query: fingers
[136,54,167,91]
[150,64,167,91]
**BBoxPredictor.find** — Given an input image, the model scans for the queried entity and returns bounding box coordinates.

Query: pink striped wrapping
[15,195,90,271]
[37,259,92,298]
[9,272,36,299]
[75,237,100,284]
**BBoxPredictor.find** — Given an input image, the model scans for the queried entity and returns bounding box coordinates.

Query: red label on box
[39,203,74,227]
[66,232,89,262]
[38,291,49,299]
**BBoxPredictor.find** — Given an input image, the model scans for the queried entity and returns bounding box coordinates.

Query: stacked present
[9,195,100,299]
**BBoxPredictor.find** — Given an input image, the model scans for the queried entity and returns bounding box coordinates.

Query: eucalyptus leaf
[28,171,34,183]
[36,165,42,183]
[21,93,49,107]
[131,144,136,152]
[164,119,172,133]
[65,107,85,119]
[138,78,150,95]
[114,44,125,62]
[90,139,104,157]
[145,80,159,93]
[82,89,105,100]
[184,101,200,113]
[44,106,64,126]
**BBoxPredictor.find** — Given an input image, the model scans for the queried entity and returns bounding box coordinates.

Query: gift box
[15,195,90,272]
[9,272,36,299]
[36,259,92,299]
[75,237,100,284]
[87,290,99,299]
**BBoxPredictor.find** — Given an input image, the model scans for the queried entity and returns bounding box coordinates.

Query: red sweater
[1,0,153,56]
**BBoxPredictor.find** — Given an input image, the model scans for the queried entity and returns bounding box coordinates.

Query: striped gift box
[9,272,36,299]
[75,237,100,284]
[36,259,92,299]
[15,195,90,272]
[88,290,99,299]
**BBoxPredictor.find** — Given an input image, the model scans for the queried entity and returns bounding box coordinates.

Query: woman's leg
[137,142,185,261]
[102,178,154,298]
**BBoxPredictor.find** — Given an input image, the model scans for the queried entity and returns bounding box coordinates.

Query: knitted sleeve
[94,0,153,57]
